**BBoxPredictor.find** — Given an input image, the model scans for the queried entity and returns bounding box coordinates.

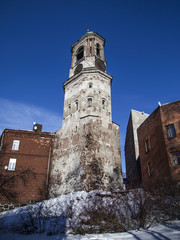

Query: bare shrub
[1,188,178,235]
[144,179,180,222]
[0,168,36,202]
[71,189,156,234]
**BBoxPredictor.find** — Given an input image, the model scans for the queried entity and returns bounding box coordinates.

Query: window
[96,43,100,57]
[12,140,20,151]
[89,82,92,88]
[75,101,78,111]
[8,158,16,171]
[88,97,92,107]
[68,104,71,114]
[148,162,152,176]
[90,46,92,55]
[102,99,106,109]
[145,139,150,153]
[166,124,176,138]
[76,46,84,62]
[172,152,180,166]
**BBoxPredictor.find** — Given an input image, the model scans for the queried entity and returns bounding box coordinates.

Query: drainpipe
[46,143,52,198]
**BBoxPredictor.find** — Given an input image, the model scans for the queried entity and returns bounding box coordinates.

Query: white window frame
[12,140,20,151]
[8,158,17,171]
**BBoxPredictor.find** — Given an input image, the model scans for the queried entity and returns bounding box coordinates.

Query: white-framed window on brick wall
[12,140,20,151]
[8,158,17,171]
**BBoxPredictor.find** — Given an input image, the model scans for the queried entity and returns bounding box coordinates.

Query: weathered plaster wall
[63,70,112,128]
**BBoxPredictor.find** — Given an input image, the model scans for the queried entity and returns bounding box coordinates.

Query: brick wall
[137,101,180,188]
[160,101,180,182]
[0,129,54,204]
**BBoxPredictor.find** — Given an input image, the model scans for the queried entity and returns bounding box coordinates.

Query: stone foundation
[0,201,37,212]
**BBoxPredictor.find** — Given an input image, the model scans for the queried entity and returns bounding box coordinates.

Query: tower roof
[71,31,106,52]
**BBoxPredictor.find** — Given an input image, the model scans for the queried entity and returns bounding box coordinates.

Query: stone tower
[49,31,124,197]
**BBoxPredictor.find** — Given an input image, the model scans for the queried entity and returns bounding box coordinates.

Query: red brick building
[137,100,180,189]
[0,128,54,206]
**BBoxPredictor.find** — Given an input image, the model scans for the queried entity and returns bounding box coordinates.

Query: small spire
[86,20,89,33]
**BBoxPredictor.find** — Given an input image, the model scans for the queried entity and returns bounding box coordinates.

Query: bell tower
[49,31,124,197]
[69,30,106,78]
[62,31,112,129]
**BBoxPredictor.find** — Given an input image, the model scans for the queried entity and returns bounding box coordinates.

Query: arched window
[88,97,92,107]
[89,82,93,88]
[77,46,84,62]
[96,43,100,58]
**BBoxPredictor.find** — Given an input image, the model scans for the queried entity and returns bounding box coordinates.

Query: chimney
[33,122,42,132]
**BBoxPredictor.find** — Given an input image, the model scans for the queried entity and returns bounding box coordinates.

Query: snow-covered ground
[0,190,179,239]
[0,221,180,240]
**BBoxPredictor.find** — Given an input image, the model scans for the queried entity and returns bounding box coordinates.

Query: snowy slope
[0,190,179,239]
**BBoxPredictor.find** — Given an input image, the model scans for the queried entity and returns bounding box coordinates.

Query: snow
[0,221,180,240]
[0,190,179,239]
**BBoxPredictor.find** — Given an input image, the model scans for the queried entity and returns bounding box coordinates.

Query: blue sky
[0,0,180,172]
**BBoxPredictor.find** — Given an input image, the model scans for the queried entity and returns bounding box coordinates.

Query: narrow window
[8,158,16,171]
[90,46,92,55]
[145,139,150,153]
[88,97,92,107]
[166,124,176,138]
[172,152,180,166]
[68,104,71,114]
[102,99,105,109]
[148,162,152,176]
[77,46,84,62]
[96,43,100,57]
[89,82,92,88]
[12,140,20,151]
[75,101,78,111]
